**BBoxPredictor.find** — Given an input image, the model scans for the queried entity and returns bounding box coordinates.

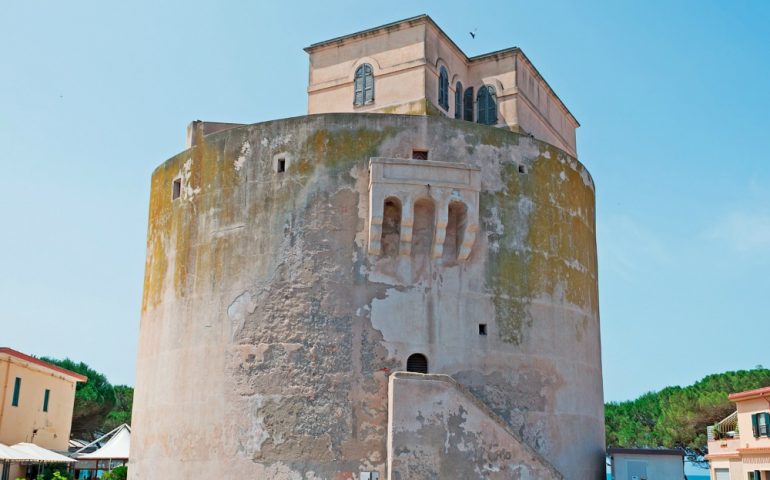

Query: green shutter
[455,82,462,119]
[11,377,21,407]
[43,389,50,412]
[464,87,474,121]
[354,66,364,105]
[363,65,373,104]
[752,413,759,437]
[765,412,770,436]
[477,87,487,124]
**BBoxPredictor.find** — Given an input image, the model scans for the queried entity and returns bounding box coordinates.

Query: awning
[76,425,130,461]
[9,443,75,463]
[0,443,36,462]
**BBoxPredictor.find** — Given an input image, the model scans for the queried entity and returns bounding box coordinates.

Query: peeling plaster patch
[484,206,504,252]
[261,133,294,149]
[235,141,251,171]
[261,462,304,480]
[228,291,258,339]
[579,168,594,189]
[507,197,534,250]
[558,171,566,182]
[542,150,551,159]
[240,394,282,453]
[180,158,202,200]
[564,258,588,273]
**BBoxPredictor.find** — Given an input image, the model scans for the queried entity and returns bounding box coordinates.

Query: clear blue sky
[1,1,768,402]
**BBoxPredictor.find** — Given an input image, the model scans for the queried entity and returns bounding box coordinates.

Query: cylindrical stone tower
[131,113,604,479]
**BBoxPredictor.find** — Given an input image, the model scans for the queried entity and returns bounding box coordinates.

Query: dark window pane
[464,87,474,121]
[454,82,462,119]
[12,377,21,407]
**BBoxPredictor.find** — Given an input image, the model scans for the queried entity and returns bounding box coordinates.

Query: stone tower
[131,15,604,480]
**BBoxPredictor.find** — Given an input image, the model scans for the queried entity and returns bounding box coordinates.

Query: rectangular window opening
[478,324,487,336]
[518,164,527,174]
[12,377,21,407]
[43,389,50,412]
[412,150,428,160]
[277,158,286,173]
[172,178,181,200]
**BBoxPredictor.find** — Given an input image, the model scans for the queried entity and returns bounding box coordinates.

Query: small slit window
[172,178,181,200]
[406,353,428,374]
[354,64,374,106]
[43,389,50,412]
[412,149,428,160]
[479,324,487,336]
[277,158,286,173]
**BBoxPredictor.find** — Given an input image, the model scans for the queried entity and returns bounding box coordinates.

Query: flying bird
[469,28,477,39]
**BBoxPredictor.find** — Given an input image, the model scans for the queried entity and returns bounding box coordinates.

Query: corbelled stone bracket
[368,157,481,260]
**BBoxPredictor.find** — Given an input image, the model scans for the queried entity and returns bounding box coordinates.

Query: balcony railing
[708,411,739,441]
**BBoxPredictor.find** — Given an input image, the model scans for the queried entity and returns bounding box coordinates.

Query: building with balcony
[707,386,770,480]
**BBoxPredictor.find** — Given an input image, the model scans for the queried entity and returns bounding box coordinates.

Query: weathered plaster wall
[132,113,604,479]
[388,372,563,479]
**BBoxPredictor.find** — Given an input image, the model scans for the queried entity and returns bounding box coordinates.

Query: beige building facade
[0,348,85,477]
[131,15,603,480]
[708,386,770,480]
[0,348,85,450]
[306,15,579,157]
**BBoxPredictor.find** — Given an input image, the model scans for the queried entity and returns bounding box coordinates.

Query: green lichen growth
[483,147,597,344]
[296,126,400,178]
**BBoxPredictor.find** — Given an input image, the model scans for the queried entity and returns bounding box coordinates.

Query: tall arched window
[406,353,428,374]
[463,87,474,121]
[454,82,463,119]
[354,64,374,106]
[477,85,497,125]
[438,66,449,110]
[380,197,401,257]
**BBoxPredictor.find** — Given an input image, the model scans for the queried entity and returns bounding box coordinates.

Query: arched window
[454,82,463,119]
[463,87,474,121]
[438,66,449,110]
[443,201,468,261]
[380,197,401,257]
[477,85,497,125]
[406,353,428,374]
[354,64,374,106]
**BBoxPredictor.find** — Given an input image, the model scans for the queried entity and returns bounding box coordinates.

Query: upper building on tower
[305,14,579,157]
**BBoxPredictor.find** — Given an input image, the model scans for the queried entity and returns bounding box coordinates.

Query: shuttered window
[477,85,497,125]
[759,412,770,436]
[43,389,50,412]
[463,87,474,121]
[438,66,449,110]
[354,64,374,106]
[406,353,428,374]
[11,377,21,407]
[454,82,463,119]
[753,413,760,437]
